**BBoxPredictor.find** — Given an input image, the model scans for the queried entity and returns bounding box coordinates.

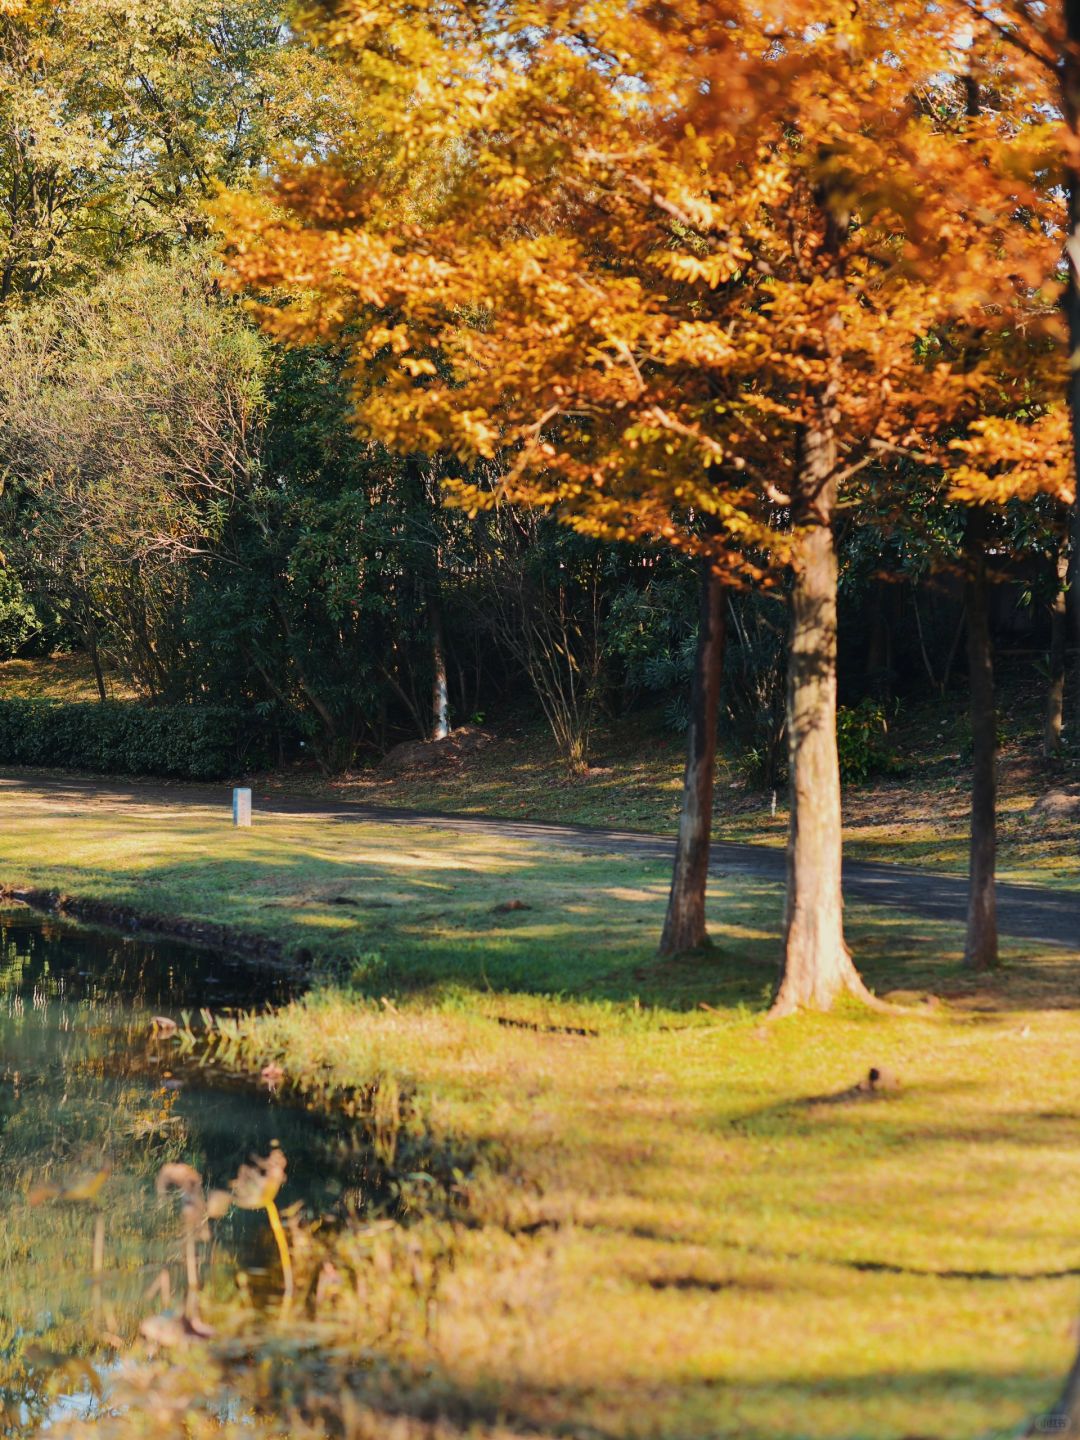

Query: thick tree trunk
[659,562,726,956]
[1045,538,1068,758]
[964,511,998,971]
[771,411,875,1016]
[429,588,450,741]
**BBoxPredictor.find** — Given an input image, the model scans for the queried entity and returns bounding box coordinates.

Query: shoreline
[0,882,301,970]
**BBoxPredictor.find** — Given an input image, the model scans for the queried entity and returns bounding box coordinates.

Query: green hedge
[0,699,272,781]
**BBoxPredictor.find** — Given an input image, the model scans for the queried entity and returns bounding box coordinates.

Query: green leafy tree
[0,251,268,697]
[0,0,343,302]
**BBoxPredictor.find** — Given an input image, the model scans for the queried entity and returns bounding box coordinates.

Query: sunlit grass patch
[0,653,137,703]
[215,977,1080,1440]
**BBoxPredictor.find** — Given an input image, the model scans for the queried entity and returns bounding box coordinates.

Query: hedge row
[0,699,272,781]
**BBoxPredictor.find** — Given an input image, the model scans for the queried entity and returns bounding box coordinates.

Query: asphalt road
[1,772,1077,949]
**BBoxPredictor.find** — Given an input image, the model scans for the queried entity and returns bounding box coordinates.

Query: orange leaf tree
[956,3,1080,755]
[219,0,1063,1011]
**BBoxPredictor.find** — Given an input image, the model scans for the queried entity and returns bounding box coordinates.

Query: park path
[1,772,1077,949]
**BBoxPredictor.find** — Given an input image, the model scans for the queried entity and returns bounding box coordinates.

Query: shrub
[0,569,40,658]
[836,699,897,785]
[0,699,272,780]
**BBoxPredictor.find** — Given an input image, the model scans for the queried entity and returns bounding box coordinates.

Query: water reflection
[0,907,363,1430]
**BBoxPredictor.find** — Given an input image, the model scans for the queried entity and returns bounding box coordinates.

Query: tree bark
[964,508,998,971]
[84,617,107,703]
[1045,536,1069,758]
[659,561,726,956]
[771,406,876,1015]
[429,587,450,741]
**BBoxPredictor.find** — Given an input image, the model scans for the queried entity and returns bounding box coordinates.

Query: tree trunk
[1064,0,1080,742]
[1070,496,1080,747]
[1045,537,1068,758]
[85,618,107,703]
[964,511,998,971]
[429,588,450,741]
[771,408,876,1016]
[659,561,726,957]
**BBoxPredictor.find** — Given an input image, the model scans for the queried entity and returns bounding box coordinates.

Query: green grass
[236,988,1080,1440]
[3,777,1080,1440]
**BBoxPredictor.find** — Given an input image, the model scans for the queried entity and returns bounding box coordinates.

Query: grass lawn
[3,781,1080,1439]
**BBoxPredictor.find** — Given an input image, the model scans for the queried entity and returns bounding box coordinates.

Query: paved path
[2,773,1077,949]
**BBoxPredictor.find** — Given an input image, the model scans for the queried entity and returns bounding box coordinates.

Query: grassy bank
[3,779,1080,1439]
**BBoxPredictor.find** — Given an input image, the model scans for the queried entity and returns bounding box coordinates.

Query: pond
[0,906,365,1429]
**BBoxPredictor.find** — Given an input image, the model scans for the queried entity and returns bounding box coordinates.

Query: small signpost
[233,787,252,828]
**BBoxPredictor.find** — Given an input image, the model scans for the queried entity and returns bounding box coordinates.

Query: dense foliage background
[0,0,1070,785]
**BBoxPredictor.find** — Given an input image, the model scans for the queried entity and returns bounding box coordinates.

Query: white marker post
[233,786,252,828]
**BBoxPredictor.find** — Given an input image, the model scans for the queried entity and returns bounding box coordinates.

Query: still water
[0,906,363,1427]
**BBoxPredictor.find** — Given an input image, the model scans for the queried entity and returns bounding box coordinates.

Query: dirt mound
[379,725,493,776]
[1030,787,1080,823]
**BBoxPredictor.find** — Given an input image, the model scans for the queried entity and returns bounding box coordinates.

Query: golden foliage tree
[956,2,1080,758]
[219,0,1068,1010]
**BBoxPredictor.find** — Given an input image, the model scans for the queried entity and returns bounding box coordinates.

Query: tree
[0,251,268,697]
[956,2,1080,744]
[204,355,495,766]
[963,507,999,969]
[219,0,778,960]
[0,0,352,697]
[0,0,342,303]
[219,0,1061,1007]
[468,510,610,772]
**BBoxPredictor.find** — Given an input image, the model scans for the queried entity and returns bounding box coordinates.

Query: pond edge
[0,883,305,972]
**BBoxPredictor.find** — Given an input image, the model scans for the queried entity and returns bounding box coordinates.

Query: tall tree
[662,561,727,956]
[219,0,1060,1008]
[962,506,998,969]
[959,1,1080,741]
[0,0,341,302]
[0,252,268,696]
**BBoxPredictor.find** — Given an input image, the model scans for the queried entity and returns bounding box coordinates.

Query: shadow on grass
[207,1355,1060,1440]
